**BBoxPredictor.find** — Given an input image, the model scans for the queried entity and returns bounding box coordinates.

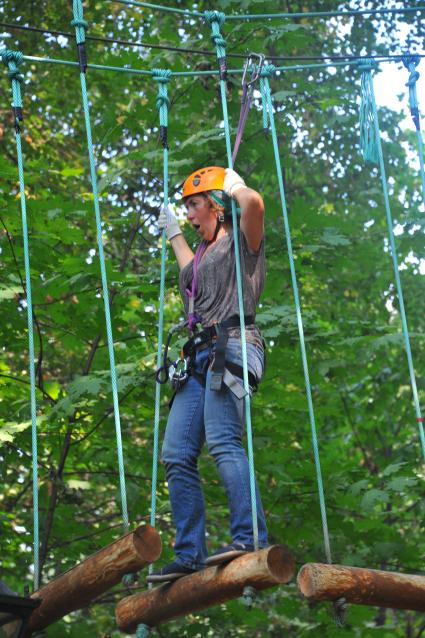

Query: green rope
[148,68,171,580]
[205,11,259,551]
[402,56,425,206]
[114,0,202,17]
[358,62,425,462]
[71,0,130,532]
[358,60,379,164]
[20,52,393,78]
[112,1,424,21]
[260,65,332,564]
[1,49,40,590]
[225,6,425,20]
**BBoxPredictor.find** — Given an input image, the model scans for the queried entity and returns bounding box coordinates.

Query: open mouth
[193,224,201,231]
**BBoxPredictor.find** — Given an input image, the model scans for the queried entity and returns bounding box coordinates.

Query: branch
[0,373,56,403]
[39,423,74,579]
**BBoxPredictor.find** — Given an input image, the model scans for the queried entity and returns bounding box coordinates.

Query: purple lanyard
[186,240,208,331]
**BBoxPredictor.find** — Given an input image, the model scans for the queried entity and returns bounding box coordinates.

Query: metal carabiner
[241,53,265,88]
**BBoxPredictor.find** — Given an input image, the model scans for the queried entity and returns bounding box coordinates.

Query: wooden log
[115,544,295,632]
[297,563,425,612]
[27,524,161,634]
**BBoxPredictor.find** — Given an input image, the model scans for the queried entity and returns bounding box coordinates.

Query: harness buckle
[210,371,224,391]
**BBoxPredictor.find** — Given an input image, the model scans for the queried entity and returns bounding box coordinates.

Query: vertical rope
[1,49,40,590]
[358,61,425,461]
[402,56,425,208]
[260,67,333,565]
[148,69,171,583]
[204,10,259,550]
[71,0,130,532]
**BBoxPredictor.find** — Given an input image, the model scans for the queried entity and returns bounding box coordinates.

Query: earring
[218,212,225,223]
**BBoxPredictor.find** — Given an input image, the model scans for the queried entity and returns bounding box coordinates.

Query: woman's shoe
[205,542,254,566]
[146,561,198,583]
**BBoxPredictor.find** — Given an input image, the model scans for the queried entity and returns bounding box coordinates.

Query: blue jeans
[161,338,268,569]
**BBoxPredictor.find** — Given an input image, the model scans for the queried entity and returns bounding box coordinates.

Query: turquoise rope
[148,69,171,579]
[204,10,259,550]
[359,63,425,461]
[71,0,130,531]
[136,623,150,637]
[19,52,393,78]
[112,0,424,21]
[403,56,425,207]
[260,67,332,564]
[1,48,40,590]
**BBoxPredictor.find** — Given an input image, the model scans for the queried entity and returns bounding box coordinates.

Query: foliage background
[0,1,424,636]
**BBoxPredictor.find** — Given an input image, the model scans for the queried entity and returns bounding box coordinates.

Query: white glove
[158,204,182,241]
[223,168,246,197]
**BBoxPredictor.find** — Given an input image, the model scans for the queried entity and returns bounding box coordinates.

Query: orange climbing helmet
[182,166,225,199]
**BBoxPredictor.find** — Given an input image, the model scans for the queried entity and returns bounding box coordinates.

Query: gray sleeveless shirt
[179,230,265,344]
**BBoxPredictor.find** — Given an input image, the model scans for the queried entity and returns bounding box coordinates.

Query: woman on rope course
[147,166,268,583]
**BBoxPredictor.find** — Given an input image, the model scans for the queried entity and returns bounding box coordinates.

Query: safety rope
[402,56,425,207]
[147,69,171,585]
[1,48,40,592]
[113,0,425,21]
[71,0,130,531]
[204,10,259,550]
[12,51,405,79]
[260,65,333,565]
[358,60,425,462]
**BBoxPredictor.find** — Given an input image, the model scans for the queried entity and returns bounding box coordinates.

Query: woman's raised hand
[223,168,246,197]
[158,204,182,240]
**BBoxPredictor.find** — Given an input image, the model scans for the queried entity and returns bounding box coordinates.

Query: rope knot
[357,58,377,73]
[156,94,170,110]
[1,49,24,66]
[260,63,277,78]
[211,33,227,49]
[203,10,226,27]
[70,18,88,30]
[136,623,151,638]
[151,68,172,83]
[8,68,24,83]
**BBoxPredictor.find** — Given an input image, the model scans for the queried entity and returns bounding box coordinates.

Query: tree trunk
[26,524,161,634]
[116,544,295,633]
[297,563,425,612]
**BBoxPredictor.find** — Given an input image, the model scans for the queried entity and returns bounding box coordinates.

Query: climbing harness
[156,315,259,401]
[232,53,264,163]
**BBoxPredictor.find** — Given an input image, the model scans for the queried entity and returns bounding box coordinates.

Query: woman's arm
[158,204,194,270]
[224,169,265,252]
[170,234,194,270]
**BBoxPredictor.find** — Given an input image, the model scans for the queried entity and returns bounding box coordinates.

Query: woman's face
[185,194,218,241]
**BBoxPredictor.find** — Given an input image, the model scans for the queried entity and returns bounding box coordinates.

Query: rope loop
[1,49,24,66]
[136,623,151,638]
[70,18,88,30]
[203,10,226,27]
[260,63,277,78]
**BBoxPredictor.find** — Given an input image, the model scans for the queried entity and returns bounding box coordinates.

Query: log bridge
[116,544,295,633]
[298,563,425,612]
[26,524,161,635]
